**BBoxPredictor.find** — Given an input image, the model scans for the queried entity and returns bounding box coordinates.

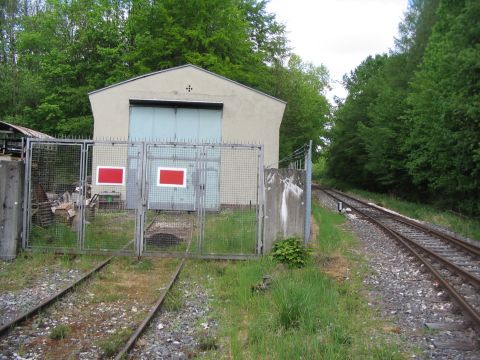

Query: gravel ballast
[315,190,479,359]
[0,264,83,329]
[129,272,216,359]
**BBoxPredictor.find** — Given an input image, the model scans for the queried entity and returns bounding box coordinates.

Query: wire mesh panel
[23,140,264,258]
[142,144,200,255]
[26,142,83,249]
[84,142,140,253]
[201,145,262,256]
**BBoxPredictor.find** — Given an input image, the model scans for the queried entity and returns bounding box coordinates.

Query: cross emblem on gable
[186,85,193,92]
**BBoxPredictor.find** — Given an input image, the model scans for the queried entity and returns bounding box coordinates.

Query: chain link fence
[23,139,264,258]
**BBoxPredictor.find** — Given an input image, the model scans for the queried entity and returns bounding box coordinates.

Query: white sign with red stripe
[96,166,126,186]
[157,167,187,188]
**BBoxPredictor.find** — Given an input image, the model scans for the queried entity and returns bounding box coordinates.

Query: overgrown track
[114,258,185,359]
[316,186,480,330]
[0,256,113,336]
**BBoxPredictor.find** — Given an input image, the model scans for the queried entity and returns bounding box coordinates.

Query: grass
[98,328,132,357]
[28,210,136,251]
[0,252,106,292]
[144,209,257,255]
[28,208,257,256]
[163,283,184,311]
[84,211,136,250]
[202,209,257,254]
[186,200,406,359]
[348,188,480,241]
[49,324,71,340]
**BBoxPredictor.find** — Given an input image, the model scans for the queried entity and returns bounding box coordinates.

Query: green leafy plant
[271,237,311,268]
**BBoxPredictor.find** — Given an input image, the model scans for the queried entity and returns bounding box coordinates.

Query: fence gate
[23,139,264,258]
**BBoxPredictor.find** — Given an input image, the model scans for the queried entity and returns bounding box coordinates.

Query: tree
[405,0,480,214]
[326,55,387,187]
[272,55,330,160]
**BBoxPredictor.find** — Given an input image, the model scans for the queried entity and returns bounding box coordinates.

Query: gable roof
[88,64,286,104]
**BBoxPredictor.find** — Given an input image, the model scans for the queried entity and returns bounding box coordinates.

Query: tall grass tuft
[274,284,308,330]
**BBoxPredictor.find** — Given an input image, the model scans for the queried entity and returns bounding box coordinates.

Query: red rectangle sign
[96,166,125,185]
[157,167,186,187]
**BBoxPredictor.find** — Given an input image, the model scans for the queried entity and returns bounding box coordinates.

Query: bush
[271,237,310,268]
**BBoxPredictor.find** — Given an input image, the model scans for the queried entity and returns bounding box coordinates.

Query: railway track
[0,256,184,359]
[0,256,113,336]
[317,186,480,331]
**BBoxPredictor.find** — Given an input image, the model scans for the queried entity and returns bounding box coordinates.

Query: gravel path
[315,190,480,360]
[129,272,216,359]
[0,265,82,328]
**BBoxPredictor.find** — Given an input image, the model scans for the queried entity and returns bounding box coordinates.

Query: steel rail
[114,258,185,360]
[320,188,480,286]
[0,256,113,336]
[320,186,480,257]
[318,187,480,328]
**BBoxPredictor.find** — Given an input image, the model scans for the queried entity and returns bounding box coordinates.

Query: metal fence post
[136,142,147,257]
[304,140,312,245]
[21,138,32,250]
[78,141,87,250]
[256,145,265,255]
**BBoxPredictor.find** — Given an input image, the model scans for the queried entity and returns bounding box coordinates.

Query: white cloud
[267,0,409,101]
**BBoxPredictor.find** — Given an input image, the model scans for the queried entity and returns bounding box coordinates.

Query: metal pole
[304,140,313,245]
[256,146,265,255]
[21,138,32,249]
[78,142,87,250]
[136,142,147,257]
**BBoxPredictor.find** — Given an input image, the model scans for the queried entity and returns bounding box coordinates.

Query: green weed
[49,324,71,340]
[163,284,184,312]
[98,328,132,357]
[198,333,218,351]
[271,237,311,268]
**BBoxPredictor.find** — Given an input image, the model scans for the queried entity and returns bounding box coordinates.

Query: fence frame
[22,138,264,259]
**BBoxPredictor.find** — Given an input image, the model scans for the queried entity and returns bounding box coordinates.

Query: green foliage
[49,324,70,340]
[163,284,184,312]
[274,282,311,329]
[271,237,310,268]
[0,0,328,164]
[312,156,326,180]
[273,55,331,160]
[98,328,132,357]
[197,333,218,351]
[404,0,480,215]
[192,223,405,359]
[326,0,479,216]
[349,188,480,241]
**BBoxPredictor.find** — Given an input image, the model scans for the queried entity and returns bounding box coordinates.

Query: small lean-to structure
[0,120,54,157]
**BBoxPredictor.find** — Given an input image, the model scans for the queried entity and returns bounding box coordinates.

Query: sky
[266,0,409,101]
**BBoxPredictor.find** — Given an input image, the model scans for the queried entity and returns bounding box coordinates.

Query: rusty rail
[114,258,185,360]
[318,186,480,329]
[0,256,112,336]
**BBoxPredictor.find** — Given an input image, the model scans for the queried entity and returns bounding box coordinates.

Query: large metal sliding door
[128,105,221,211]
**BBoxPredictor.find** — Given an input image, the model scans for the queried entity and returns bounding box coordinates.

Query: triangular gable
[88,64,286,104]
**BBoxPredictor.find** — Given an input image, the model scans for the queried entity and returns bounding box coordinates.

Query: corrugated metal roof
[88,64,287,104]
[0,121,54,139]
